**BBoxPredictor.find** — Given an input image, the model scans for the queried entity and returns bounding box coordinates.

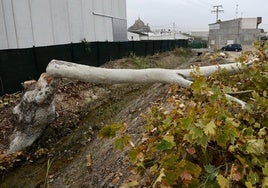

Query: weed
[43,158,54,188]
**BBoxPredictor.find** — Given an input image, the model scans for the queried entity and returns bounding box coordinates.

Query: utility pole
[235,4,239,19]
[173,22,175,39]
[211,5,224,22]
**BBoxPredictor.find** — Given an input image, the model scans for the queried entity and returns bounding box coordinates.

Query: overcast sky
[126,0,268,32]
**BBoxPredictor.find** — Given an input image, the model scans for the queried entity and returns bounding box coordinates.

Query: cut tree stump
[8,73,56,153]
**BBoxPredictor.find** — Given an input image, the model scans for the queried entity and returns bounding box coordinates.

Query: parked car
[221,44,242,52]
[260,36,268,41]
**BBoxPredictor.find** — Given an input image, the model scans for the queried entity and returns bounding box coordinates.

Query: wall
[127,32,141,41]
[241,18,258,29]
[0,0,127,50]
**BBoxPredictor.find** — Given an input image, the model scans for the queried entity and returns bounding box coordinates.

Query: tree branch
[224,94,247,109]
[226,90,253,95]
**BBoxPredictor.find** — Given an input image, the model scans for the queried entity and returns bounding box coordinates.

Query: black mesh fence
[0,39,188,95]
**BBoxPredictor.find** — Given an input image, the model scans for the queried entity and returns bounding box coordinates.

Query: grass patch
[173,47,194,57]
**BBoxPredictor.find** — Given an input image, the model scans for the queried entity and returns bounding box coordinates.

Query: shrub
[100,41,268,187]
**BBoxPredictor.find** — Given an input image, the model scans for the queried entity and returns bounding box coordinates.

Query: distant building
[209,17,263,49]
[128,17,189,41]
[0,0,127,50]
[191,31,209,41]
[128,17,152,33]
[128,17,152,40]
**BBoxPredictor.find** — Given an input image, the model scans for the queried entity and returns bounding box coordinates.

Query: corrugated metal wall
[0,0,127,50]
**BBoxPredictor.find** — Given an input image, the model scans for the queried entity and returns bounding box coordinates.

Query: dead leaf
[230,164,241,181]
[180,171,192,181]
[186,147,196,155]
[86,154,93,173]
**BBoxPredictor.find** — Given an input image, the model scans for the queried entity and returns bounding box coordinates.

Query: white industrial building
[0,0,127,50]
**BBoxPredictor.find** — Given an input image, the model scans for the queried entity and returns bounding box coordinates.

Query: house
[128,17,190,41]
[128,17,152,40]
[209,17,263,49]
[0,0,127,50]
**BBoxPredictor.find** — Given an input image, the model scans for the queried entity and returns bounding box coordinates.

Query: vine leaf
[157,136,176,151]
[248,170,260,185]
[178,160,202,178]
[217,174,230,188]
[114,135,131,150]
[262,162,268,176]
[204,121,216,136]
[189,126,203,139]
[98,123,122,138]
[246,139,265,155]
[204,164,218,180]
[262,177,268,187]
[153,168,166,188]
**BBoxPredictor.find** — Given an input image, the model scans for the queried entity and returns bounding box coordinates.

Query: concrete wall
[0,0,127,50]
[209,18,262,48]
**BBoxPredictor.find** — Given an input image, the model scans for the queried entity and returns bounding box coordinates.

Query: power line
[211,5,224,22]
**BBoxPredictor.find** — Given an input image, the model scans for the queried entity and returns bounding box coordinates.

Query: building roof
[209,17,262,26]
[128,17,152,34]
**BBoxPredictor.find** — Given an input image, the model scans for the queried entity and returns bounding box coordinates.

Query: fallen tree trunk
[46,60,193,88]
[8,59,253,153]
[46,60,252,87]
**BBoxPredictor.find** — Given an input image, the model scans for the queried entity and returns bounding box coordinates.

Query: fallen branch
[224,94,247,109]
[47,60,249,108]
[226,90,253,95]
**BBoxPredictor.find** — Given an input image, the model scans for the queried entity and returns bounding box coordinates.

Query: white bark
[46,60,193,88]
[225,94,247,109]
[46,59,254,88]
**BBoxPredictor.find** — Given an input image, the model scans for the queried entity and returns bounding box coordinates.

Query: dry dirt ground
[0,49,241,187]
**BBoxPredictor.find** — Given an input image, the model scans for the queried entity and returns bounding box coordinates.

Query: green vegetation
[128,53,150,68]
[127,48,195,69]
[173,47,194,57]
[81,38,91,53]
[100,41,268,187]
